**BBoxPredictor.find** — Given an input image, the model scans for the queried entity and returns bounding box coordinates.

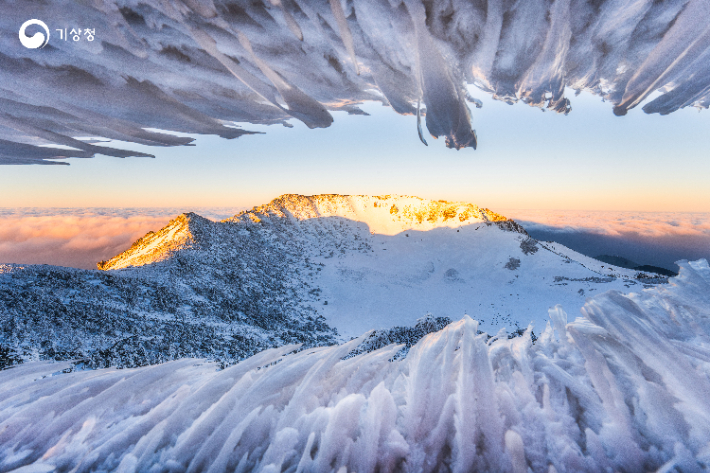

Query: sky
[1,87,710,212]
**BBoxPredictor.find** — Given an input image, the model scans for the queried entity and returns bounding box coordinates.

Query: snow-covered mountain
[0,194,665,368]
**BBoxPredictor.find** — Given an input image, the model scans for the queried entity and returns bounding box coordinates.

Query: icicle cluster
[2,0,710,163]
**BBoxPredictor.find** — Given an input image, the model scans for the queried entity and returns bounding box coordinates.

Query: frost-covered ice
[2,0,710,163]
[1,259,709,471]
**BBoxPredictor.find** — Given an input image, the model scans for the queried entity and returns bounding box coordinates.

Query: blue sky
[1,88,709,211]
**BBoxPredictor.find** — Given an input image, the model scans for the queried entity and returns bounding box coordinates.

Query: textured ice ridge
[1,259,708,472]
[2,0,710,163]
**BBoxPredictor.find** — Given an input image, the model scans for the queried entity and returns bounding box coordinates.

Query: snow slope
[1,194,667,368]
[2,0,710,162]
[1,259,708,472]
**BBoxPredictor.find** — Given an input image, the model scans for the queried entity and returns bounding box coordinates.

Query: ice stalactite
[2,0,710,162]
[1,259,709,471]
[329,0,360,76]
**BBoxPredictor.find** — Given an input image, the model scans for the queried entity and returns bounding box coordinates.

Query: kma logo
[19,19,50,49]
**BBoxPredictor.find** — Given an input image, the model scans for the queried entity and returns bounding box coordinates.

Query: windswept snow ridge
[2,0,710,163]
[0,260,709,471]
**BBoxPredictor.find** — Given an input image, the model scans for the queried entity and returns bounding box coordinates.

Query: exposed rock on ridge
[98,213,209,270]
[230,194,528,235]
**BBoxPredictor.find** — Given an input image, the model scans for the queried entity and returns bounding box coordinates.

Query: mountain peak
[98,212,212,270]
[228,194,526,235]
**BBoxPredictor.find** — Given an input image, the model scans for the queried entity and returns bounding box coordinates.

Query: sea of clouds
[504,209,710,272]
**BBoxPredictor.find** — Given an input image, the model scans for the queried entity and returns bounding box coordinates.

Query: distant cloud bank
[503,210,710,271]
[0,208,245,269]
[504,210,710,237]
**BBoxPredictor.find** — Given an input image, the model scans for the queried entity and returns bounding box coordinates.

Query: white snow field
[0,259,709,472]
[2,0,710,162]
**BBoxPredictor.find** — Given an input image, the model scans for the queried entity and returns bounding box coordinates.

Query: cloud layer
[505,210,710,238]
[504,209,710,271]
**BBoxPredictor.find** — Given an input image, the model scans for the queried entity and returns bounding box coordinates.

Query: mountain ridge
[228,194,525,232]
[100,194,527,271]
[594,254,678,277]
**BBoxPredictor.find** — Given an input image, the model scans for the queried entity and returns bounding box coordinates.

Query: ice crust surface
[2,0,710,162]
[0,259,708,472]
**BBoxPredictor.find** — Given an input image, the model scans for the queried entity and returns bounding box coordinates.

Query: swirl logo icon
[19,19,50,49]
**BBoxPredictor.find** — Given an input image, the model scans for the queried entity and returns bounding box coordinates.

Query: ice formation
[0,259,708,471]
[2,0,710,163]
